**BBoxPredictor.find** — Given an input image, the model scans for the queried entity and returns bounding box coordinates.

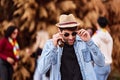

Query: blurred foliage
[0,0,120,79]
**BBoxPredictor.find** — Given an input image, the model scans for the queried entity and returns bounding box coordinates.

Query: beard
[64,39,76,46]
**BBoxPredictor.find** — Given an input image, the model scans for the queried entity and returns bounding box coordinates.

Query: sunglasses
[64,32,77,37]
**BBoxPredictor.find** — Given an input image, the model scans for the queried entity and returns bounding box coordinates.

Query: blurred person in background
[92,17,113,80]
[33,30,50,80]
[32,30,49,61]
[0,26,21,80]
[34,14,105,80]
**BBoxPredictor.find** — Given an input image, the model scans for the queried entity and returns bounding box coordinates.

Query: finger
[82,32,88,38]
[59,36,65,42]
[77,29,84,34]
[78,29,86,36]
[53,33,64,42]
[57,32,65,42]
[59,32,64,37]
[53,33,59,38]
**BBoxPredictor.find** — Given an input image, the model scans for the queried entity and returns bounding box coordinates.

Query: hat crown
[59,14,76,24]
[56,14,80,28]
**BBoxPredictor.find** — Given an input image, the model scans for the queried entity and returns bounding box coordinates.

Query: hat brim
[56,23,80,28]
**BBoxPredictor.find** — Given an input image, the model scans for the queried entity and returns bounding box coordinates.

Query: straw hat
[56,14,80,28]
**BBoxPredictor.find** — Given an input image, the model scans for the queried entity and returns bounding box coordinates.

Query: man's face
[61,29,77,45]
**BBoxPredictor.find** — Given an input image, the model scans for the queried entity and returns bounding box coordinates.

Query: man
[34,14,105,80]
[92,17,113,80]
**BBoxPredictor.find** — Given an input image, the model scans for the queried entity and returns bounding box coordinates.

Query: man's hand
[52,32,64,47]
[77,29,91,42]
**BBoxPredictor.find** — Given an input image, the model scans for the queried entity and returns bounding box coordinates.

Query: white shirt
[92,28,113,65]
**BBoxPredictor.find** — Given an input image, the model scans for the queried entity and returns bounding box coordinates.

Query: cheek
[11,34,17,39]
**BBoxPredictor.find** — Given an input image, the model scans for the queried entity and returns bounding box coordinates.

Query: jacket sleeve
[86,39,105,67]
[0,38,8,61]
[35,40,57,75]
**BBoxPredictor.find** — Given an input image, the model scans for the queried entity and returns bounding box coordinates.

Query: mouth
[68,40,75,44]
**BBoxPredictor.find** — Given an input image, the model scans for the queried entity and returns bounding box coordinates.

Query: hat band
[59,22,77,26]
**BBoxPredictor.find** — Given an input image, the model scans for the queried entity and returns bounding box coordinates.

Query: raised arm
[35,40,58,75]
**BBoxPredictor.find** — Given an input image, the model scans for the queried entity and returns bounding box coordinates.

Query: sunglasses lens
[64,33,69,37]
[72,32,77,36]
[64,32,77,37]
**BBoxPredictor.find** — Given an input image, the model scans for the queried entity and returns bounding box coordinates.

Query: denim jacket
[35,36,105,80]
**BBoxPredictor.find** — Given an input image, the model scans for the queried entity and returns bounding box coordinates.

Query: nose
[69,34,74,39]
